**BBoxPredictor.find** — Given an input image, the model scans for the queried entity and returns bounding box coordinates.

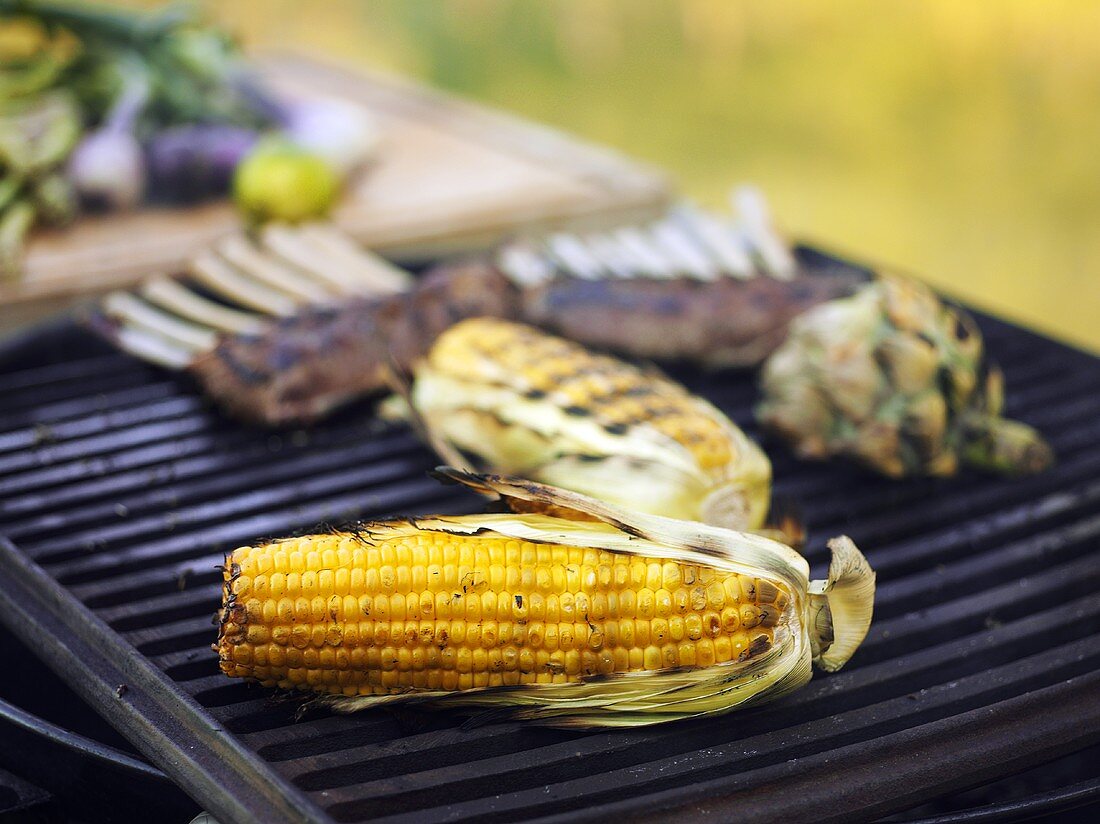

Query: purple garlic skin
[146,124,259,204]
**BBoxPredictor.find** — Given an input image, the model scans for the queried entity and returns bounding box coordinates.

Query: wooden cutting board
[1,53,670,332]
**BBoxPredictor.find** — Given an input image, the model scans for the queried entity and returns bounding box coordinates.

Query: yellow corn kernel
[218,531,789,698]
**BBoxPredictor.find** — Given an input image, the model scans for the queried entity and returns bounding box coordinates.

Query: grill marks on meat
[521,267,866,368]
[188,263,517,424]
[189,299,396,424]
[188,260,865,425]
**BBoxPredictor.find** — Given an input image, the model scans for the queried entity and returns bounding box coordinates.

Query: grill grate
[0,267,1098,822]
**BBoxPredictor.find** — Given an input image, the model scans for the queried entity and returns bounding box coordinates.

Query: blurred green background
[159,0,1100,351]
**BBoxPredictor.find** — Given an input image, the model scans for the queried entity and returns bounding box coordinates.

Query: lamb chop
[91,187,867,425]
[187,261,517,423]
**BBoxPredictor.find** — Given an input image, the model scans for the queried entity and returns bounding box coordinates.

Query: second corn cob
[399,317,774,532]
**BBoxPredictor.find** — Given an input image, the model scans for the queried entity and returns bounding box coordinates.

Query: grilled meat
[521,265,865,368]
[188,262,516,424]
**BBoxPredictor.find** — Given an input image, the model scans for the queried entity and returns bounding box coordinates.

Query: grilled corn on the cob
[399,317,772,532]
[217,469,874,727]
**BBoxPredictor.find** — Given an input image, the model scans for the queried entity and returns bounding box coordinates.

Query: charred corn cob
[217,470,874,727]
[399,317,773,532]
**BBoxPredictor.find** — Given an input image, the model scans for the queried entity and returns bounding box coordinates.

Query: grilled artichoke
[402,318,773,532]
[756,276,1053,478]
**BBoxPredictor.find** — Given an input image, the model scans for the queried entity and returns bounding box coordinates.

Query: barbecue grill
[0,248,1097,823]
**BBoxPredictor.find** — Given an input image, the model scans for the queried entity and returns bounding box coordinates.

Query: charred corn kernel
[409,318,773,531]
[218,531,791,697]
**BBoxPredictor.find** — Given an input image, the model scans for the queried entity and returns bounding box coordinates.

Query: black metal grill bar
[901,777,1100,824]
[0,370,168,426]
[3,426,423,544]
[864,481,1100,595]
[246,715,433,762]
[0,414,223,478]
[765,404,1094,546]
[0,537,325,824]
[999,363,1097,408]
[256,722,533,776]
[185,676,252,708]
[990,349,1074,381]
[791,589,1099,720]
[25,448,427,559]
[335,645,1100,823]
[569,672,1100,824]
[0,428,236,500]
[0,353,141,396]
[3,430,416,546]
[160,653,220,682]
[870,512,1100,619]
[822,466,1100,579]
[102,591,225,634]
[47,476,462,587]
[0,383,191,454]
[787,448,1097,582]
[0,764,50,814]
[77,567,222,610]
[206,697,316,735]
[0,387,202,446]
[0,420,385,520]
[855,551,1097,665]
[0,380,359,475]
[130,616,223,658]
